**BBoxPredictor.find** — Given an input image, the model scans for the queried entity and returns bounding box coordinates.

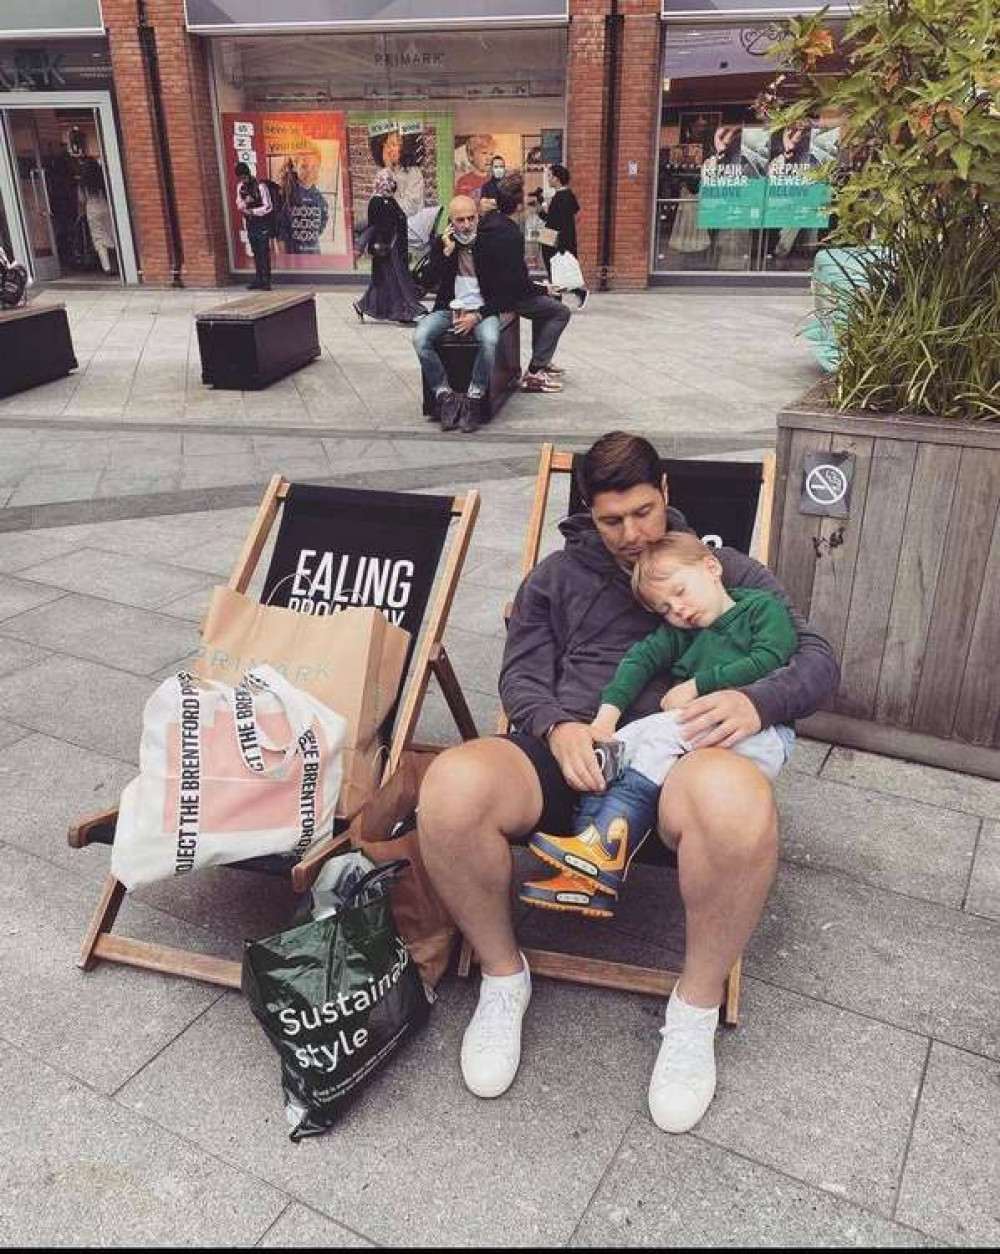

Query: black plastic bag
[242,856,432,1141]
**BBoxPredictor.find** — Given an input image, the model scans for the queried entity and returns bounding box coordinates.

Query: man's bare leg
[659,748,779,1006]
[647,747,778,1133]
[418,737,543,976]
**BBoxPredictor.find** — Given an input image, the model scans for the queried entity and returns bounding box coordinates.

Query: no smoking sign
[800,452,855,518]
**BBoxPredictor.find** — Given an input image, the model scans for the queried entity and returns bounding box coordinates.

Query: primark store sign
[185,1,569,33]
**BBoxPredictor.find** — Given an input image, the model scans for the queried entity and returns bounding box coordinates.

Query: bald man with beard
[412,194,500,434]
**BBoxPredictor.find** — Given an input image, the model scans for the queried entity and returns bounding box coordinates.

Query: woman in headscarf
[353,169,426,324]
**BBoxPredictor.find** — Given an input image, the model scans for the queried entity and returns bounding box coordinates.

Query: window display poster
[454,131,521,198]
[762,122,838,228]
[696,123,767,229]
[222,111,353,271]
[347,111,454,257]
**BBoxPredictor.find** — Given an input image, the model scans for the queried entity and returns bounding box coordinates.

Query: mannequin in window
[80,156,115,275]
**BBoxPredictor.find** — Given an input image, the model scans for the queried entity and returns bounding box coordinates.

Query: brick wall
[104,0,228,286]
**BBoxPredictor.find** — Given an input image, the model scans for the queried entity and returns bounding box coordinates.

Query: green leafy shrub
[768,0,1000,420]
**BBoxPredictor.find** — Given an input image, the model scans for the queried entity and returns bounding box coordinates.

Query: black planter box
[421,312,521,419]
[0,304,77,398]
[196,291,321,390]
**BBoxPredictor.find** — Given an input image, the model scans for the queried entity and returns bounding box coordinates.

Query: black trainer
[439,390,463,431]
[460,396,482,434]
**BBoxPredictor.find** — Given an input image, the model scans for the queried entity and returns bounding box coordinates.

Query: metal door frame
[0,89,138,284]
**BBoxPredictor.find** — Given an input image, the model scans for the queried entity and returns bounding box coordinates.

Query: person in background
[454,133,495,198]
[478,155,508,212]
[476,172,571,393]
[235,161,272,291]
[354,168,425,325]
[536,164,579,281]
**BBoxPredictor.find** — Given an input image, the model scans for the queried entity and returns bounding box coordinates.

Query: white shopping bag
[112,665,348,889]
[550,250,586,293]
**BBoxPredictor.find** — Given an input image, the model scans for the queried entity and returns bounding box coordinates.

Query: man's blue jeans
[413,309,501,397]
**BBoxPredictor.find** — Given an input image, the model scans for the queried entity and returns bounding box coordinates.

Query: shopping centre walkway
[0,286,996,1247]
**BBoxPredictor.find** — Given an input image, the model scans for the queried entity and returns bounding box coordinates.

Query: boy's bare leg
[418,738,544,976]
[658,748,779,1007]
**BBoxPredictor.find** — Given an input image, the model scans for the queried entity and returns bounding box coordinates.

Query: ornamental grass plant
[768,0,1000,420]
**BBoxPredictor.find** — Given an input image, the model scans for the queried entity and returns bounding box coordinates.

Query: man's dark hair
[492,154,505,164]
[235,161,251,179]
[496,171,524,215]
[550,163,571,185]
[577,431,661,506]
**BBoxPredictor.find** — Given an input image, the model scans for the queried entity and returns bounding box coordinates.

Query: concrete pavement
[0,284,996,1247]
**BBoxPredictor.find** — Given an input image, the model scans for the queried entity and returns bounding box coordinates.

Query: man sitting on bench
[413,194,500,435]
[417,431,840,1134]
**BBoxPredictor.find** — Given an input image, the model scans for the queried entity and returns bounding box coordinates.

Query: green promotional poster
[695,122,766,229]
[761,122,838,228]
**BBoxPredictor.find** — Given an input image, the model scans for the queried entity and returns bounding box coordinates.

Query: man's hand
[441,228,456,257]
[548,722,606,793]
[479,196,497,213]
[661,679,697,711]
[676,689,761,750]
[453,311,480,337]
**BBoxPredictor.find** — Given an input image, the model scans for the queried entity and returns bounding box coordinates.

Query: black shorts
[499,730,677,866]
[499,731,577,835]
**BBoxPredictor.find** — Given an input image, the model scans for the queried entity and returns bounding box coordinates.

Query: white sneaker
[647,990,719,1133]
[460,954,531,1099]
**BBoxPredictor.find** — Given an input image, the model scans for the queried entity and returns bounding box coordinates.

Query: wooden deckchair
[458,444,776,1025]
[68,475,480,989]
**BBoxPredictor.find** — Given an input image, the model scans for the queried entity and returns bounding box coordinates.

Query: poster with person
[347,112,454,263]
[695,122,767,229]
[763,121,838,228]
[453,132,521,200]
[222,111,353,272]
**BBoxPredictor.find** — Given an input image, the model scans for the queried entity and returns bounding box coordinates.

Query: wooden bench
[421,311,521,420]
[196,291,320,390]
[0,304,77,398]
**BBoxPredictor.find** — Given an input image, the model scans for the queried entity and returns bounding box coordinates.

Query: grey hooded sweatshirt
[499,509,840,739]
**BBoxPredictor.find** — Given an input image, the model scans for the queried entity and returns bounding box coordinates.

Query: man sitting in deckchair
[417,431,839,1133]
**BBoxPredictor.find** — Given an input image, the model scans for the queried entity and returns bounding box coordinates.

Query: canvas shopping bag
[344,750,457,988]
[112,665,347,889]
[243,856,433,1141]
[538,225,560,248]
[197,590,409,819]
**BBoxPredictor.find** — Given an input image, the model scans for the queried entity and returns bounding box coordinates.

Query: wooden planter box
[771,387,1000,779]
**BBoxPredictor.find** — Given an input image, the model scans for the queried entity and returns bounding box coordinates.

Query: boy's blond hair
[631,532,717,608]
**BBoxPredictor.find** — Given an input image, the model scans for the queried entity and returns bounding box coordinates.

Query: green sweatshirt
[601,587,798,713]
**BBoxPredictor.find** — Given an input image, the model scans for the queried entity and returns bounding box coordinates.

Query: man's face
[450,200,478,242]
[297,152,321,186]
[491,159,505,180]
[590,480,669,568]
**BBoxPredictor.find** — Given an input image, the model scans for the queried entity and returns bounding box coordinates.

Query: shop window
[211,28,567,276]
[653,23,846,276]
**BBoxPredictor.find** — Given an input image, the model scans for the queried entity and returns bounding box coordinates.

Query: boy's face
[642,555,728,630]
[590,481,669,567]
[297,151,321,186]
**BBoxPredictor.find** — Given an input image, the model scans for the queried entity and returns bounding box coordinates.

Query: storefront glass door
[0,91,137,285]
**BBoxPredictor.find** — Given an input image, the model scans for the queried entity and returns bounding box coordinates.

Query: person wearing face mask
[478,155,507,212]
[411,194,501,433]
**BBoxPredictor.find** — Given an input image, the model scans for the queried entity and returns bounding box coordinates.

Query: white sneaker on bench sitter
[647,989,719,1133]
[460,953,532,1098]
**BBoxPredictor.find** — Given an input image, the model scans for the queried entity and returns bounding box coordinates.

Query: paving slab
[0,848,223,1095]
[115,981,655,1247]
[0,635,50,678]
[17,547,211,610]
[748,864,1000,1060]
[0,1040,287,1248]
[895,1042,1000,1246]
[774,771,979,908]
[823,745,1000,822]
[692,980,926,1216]
[256,1204,374,1248]
[967,821,1000,922]
[572,1121,931,1248]
[0,655,151,764]
[0,595,199,677]
[0,718,29,749]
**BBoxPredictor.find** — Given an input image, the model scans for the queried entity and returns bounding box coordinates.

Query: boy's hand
[548,722,606,794]
[661,679,698,711]
[589,718,618,743]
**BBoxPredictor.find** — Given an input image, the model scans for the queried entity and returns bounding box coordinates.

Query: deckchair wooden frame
[68,475,480,990]
[458,445,776,1026]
